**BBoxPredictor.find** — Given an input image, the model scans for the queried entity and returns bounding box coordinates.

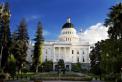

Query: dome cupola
[59,17,79,42]
[62,17,74,29]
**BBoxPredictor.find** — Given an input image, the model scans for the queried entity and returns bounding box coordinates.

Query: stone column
[69,63,71,71]
[59,47,60,60]
[53,47,55,62]
[53,47,55,71]
[64,47,66,62]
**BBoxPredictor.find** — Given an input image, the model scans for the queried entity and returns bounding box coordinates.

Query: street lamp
[95,60,101,80]
[0,46,3,69]
[58,65,61,80]
[41,65,43,72]
[121,67,122,81]
[106,54,109,73]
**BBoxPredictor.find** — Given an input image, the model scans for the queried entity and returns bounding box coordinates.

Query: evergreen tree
[0,2,11,72]
[0,4,3,54]
[11,32,18,63]
[15,18,29,73]
[7,54,16,78]
[32,21,44,72]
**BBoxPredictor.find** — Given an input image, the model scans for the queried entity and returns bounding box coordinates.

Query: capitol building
[27,18,90,71]
[42,17,90,70]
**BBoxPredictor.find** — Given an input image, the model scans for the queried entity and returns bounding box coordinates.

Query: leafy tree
[58,59,65,70]
[90,3,122,81]
[89,41,101,75]
[88,4,122,81]
[0,2,11,72]
[32,21,44,72]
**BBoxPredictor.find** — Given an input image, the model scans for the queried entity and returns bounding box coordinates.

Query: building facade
[42,18,90,70]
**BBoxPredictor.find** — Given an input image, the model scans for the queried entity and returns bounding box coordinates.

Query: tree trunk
[36,65,38,73]
[0,46,3,68]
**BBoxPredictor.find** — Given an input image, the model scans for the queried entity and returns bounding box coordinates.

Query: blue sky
[1,0,122,40]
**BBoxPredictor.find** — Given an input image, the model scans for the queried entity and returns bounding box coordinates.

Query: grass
[31,72,92,81]
[16,72,35,77]
[7,72,92,81]
[38,72,82,77]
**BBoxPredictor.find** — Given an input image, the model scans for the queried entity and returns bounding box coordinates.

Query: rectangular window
[83,51,84,54]
[77,51,79,54]
[46,49,47,54]
[72,50,74,54]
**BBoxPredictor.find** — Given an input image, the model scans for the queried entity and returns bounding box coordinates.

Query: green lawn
[8,72,92,81]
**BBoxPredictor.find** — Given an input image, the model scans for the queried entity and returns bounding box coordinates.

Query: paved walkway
[6,80,105,82]
[6,80,89,82]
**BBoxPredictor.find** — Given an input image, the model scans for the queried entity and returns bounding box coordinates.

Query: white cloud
[79,23,108,44]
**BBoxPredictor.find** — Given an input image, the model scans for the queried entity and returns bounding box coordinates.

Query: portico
[53,45,71,62]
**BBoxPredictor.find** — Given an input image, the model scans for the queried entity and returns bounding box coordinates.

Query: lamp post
[41,65,43,72]
[58,65,61,80]
[0,46,3,69]
[96,60,101,80]
[121,67,122,81]
[106,54,109,74]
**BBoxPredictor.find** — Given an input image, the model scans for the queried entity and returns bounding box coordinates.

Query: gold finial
[67,17,71,23]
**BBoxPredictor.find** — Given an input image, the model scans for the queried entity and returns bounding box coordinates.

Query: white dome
[59,18,79,42]
[59,28,79,42]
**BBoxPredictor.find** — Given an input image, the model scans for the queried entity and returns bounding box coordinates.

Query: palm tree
[105,3,122,40]
[104,3,122,81]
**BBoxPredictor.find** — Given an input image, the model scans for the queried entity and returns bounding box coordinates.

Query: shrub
[41,60,53,72]
[0,73,10,80]
[0,74,5,80]
[22,68,29,73]
[71,63,81,72]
